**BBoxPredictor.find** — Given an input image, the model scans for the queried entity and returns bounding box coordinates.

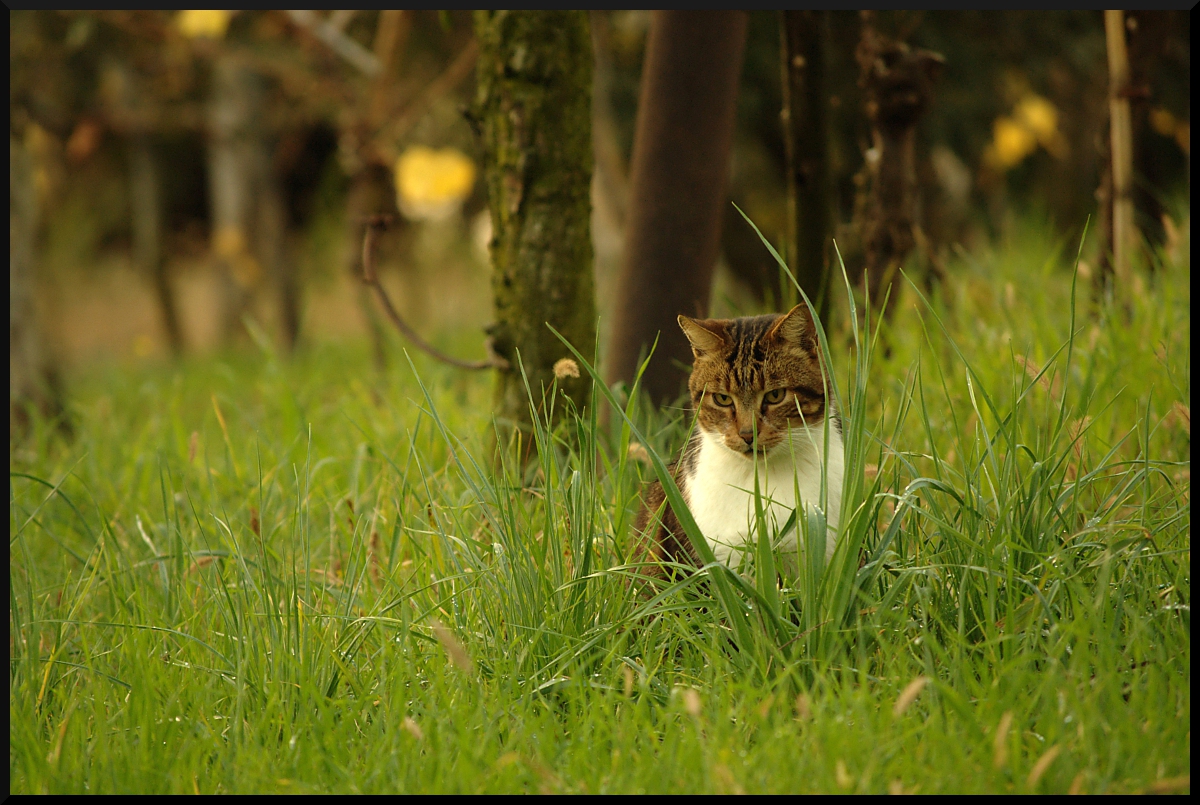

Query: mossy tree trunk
[855,12,943,315]
[474,11,595,437]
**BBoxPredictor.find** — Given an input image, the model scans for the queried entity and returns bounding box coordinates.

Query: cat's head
[678,305,831,458]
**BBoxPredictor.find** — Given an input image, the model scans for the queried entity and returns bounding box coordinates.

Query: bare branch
[359,216,508,371]
[327,9,356,33]
[374,38,479,156]
[287,10,381,77]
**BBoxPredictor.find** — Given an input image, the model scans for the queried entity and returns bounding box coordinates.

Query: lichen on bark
[473,11,596,438]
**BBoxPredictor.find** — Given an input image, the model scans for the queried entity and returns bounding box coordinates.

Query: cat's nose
[739,429,755,445]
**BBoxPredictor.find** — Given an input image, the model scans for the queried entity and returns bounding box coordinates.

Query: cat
[634,304,844,578]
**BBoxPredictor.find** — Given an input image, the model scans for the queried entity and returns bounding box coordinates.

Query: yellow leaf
[1150,107,1178,138]
[177,10,233,40]
[1014,94,1058,147]
[395,146,477,222]
[1017,94,1065,159]
[988,116,1037,170]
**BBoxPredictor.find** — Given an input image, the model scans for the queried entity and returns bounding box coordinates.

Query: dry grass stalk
[627,442,651,465]
[1015,354,1061,397]
[680,687,702,718]
[712,763,744,795]
[401,717,423,740]
[1164,401,1190,436]
[368,529,382,587]
[431,619,475,674]
[1026,744,1061,789]
[1065,416,1092,481]
[835,759,854,789]
[893,675,928,717]
[188,555,216,574]
[1140,776,1190,795]
[993,710,1013,768]
[794,692,812,721]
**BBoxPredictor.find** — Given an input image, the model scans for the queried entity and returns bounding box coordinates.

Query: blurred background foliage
[8,10,1190,372]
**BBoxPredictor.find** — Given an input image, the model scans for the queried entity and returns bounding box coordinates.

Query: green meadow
[10,218,1190,793]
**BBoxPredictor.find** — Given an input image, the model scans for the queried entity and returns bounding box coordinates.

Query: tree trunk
[10,133,67,437]
[855,12,943,314]
[604,11,747,406]
[128,135,185,355]
[252,141,297,354]
[1104,9,1136,291]
[780,10,833,323]
[206,55,264,346]
[474,11,596,436]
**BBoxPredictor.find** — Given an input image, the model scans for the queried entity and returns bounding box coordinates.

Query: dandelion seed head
[553,358,580,379]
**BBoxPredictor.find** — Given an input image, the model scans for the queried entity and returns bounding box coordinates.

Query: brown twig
[374,38,479,156]
[286,10,381,77]
[359,216,508,371]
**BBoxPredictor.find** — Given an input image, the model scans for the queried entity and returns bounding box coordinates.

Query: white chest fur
[684,427,844,569]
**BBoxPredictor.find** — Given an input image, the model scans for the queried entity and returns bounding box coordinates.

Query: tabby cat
[634,304,844,576]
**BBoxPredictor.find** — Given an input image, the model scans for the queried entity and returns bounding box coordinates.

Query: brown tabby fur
[632,304,837,577]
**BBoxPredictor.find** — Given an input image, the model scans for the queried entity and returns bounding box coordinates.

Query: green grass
[10,215,1190,794]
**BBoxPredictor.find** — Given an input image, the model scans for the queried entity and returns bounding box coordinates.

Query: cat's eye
[763,388,787,405]
[711,393,734,407]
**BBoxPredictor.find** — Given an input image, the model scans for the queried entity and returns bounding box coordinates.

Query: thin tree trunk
[10,133,67,437]
[780,10,833,323]
[1104,9,1136,290]
[129,135,185,355]
[604,11,747,406]
[855,12,943,314]
[474,10,596,439]
[207,55,264,345]
[251,140,297,353]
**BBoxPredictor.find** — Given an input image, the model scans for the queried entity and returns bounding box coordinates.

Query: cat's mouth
[731,441,779,457]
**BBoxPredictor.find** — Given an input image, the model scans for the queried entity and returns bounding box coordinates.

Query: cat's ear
[678,315,727,356]
[766,304,818,354]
